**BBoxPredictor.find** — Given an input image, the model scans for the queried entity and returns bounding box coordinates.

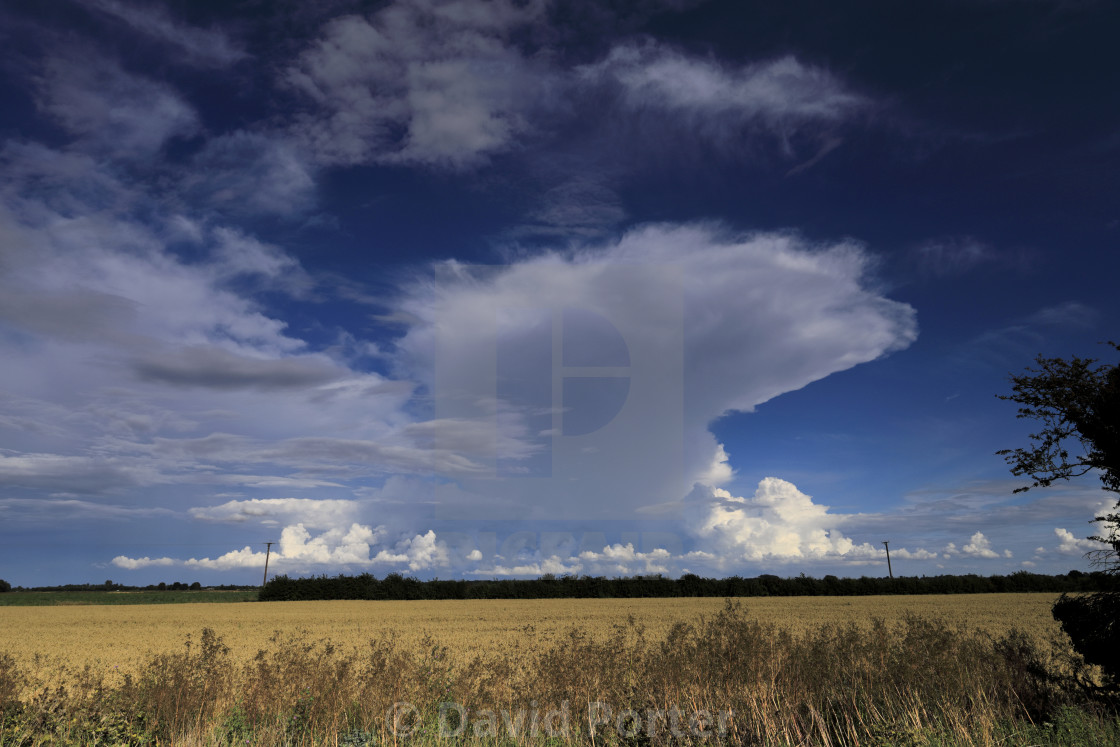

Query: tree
[998,344,1120,554]
[0,579,10,593]
[998,343,1120,686]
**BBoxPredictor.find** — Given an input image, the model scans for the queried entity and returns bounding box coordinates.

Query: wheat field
[4,593,1113,746]
[0,593,1061,687]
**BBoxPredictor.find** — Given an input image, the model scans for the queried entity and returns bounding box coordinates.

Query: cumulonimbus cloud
[392,223,917,519]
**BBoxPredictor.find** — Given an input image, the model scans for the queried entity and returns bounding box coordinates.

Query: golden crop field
[5,593,1111,746]
[0,593,1062,688]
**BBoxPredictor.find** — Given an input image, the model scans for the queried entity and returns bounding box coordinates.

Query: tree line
[258,569,1113,602]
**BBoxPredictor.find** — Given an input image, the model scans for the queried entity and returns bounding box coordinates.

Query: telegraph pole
[262,541,274,586]
[883,540,893,579]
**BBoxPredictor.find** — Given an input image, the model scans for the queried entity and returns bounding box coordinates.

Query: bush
[1053,591,1120,688]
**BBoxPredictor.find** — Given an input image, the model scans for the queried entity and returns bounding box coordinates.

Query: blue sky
[1,0,1117,586]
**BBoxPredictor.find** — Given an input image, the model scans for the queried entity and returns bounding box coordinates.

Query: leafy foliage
[1052,592,1120,688]
[999,343,1120,688]
[997,343,1120,498]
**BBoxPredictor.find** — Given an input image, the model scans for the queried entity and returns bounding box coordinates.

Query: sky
[0,0,1118,587]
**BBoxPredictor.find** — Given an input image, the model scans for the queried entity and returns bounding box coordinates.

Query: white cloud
[86,0,248,68]
[114,524,454,574]
[189,498,360,529]
[279,522,382,565]
[948,531,1013,559]
[578,543,673,576]
[1055,527,1102,554]
[145,424,524,480]
[374,530,452,571]
[578,42,868,154]
[133,347,343,391]
[0,454,149,494]
[285,7,877,181]
[0,197,307,361]
[0,137,432,505]
[0,497,173,522]
[187,133,318,217]
[0,198,919,565]
[35,54,198,158]
[111,555,177,569]
[684,478,882,562]
[470,555,584,578]
[968,302,1100,364]
[209,476,347,490]
[911,237,993,277]
[1024,301,1098,329]
[394,223,916,517]
[2,27,915,571]
[962,532,997,558]
[892,548,939,560]
[285,0,548,168]
[516,177,628,237]
[185,545,264,571]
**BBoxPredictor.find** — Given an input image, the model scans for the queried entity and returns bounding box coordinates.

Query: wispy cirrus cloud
[965,301,1100,367]
[907,236,1037,279]
[911,236,994,277]
[577,42,870,157]
[0,497,175,523]
[85,0,248,68]
[34,53,198,159]
[185,132,318,218]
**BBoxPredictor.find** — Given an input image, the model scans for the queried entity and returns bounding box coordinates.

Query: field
[0,590,257,607]
[0,594,1064,682]
[1,594,1118,745]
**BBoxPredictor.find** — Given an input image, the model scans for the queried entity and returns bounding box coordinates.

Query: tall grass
[1,601,1116,746]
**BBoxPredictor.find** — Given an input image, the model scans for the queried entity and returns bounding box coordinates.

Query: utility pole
[883,540,893,579]
[262,541,274,586]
